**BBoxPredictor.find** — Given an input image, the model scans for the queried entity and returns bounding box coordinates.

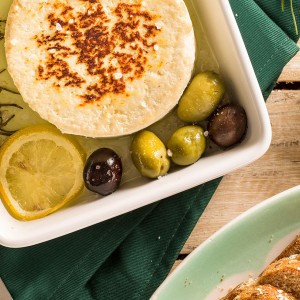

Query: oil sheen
[0,0,219,201]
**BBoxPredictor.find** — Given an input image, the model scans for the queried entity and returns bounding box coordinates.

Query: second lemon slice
[0,125,85,220]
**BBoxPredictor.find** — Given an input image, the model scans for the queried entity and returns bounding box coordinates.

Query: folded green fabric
[230,0,299,99]
[0,1,299,299]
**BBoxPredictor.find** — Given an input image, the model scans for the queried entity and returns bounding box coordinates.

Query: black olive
[83,148,122,196]
[207,104,247,148]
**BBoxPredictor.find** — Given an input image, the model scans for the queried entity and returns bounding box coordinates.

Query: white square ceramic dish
[0,0,272,247]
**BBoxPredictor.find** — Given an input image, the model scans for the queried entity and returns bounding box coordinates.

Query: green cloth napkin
[0,1,299,299]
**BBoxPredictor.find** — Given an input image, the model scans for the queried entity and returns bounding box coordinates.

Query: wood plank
[180,89,300,255]
[170,260,183,274]
[278,41,300,82]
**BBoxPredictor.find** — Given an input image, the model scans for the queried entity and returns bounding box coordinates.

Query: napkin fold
[0,1,299,299]
[230,0,299,99]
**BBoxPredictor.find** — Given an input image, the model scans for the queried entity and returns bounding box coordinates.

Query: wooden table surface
[172,41,300,272]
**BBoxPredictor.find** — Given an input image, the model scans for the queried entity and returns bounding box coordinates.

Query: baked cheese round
[5,0,195,137]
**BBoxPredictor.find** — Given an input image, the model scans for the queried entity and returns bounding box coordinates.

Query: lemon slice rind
[0,125,85,221]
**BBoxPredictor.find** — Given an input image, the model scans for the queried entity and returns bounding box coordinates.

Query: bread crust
[258,255,300,299]
[222,237,300,300]
[233,284,296,300]
[5,0,195,137]
[276,236,300,261]
[220,279,256,300]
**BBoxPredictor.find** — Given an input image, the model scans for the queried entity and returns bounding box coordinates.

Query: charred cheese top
[5,0,195,137]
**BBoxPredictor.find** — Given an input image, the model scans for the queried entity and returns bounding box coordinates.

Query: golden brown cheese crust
[34,1,161,106]
[6,0,195,137]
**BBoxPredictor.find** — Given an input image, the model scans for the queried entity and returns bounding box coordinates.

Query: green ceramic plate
[151,185,300,300]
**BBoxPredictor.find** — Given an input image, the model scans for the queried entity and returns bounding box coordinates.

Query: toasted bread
[222,237,300,300]
[276,236,300,261]
[258,255,300,299]
[220,279,256,300]
[233,284,296,300]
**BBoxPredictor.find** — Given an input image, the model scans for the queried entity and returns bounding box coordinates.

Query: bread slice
[5,0,195,137]
[276,236,300,261]
[258,255,300,299]
[220,279,256,300]
[232,284,296,300]
[222,236,300,300]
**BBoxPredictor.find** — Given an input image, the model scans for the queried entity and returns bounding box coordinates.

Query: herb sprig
[282,0,299,35]
[0,103,23,136]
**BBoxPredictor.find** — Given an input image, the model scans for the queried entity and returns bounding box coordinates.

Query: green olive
[130,130,170,178]
[167,126,206,166]
[177,71,226,122]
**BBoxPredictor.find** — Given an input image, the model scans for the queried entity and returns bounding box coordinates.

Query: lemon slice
[0,125,85,220]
